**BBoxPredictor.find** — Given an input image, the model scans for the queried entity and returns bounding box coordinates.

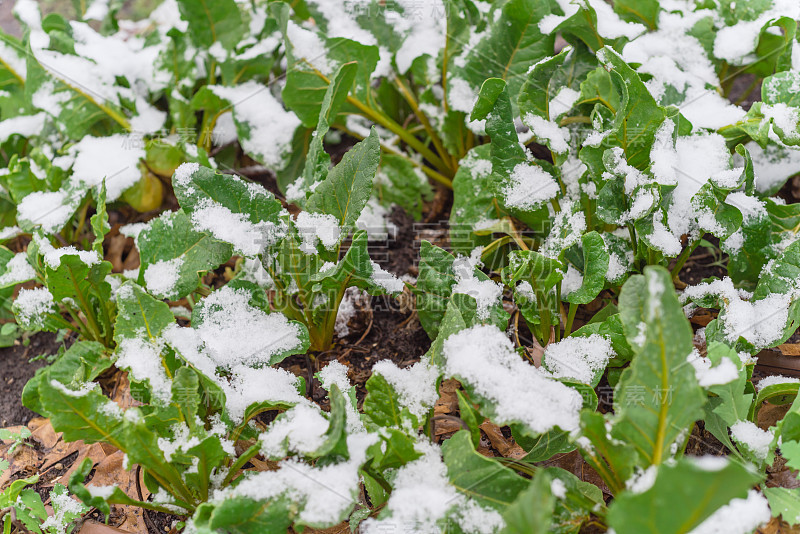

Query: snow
[208,82,301,168]
[361,442,504,534]
[740,140,800,193]
[371,359,440,419]
[689,490,770,534]
[550,478,567,499]
[13,287,54,328]
[683,277,795,350]
[260,404,329,458]
[41,491,85,534]
[211,433,376,526]
[685,349,739,387]
[763,103,800,143]
[0,253,34,286]
[730,420,774,462]
[286,21,332,75]
[0,113,45,143]
[543,334,614,384]
[191,197,286,257]
[726,192,766,223]
[391,0,447,74]
[757,375,800,391]
[143,257,184,298]
[524,114,570,153]
[713,0,800,65]
[540,0,644,39]
[192,286,304,369]
[317,361,351,394]
[17,190,78,233]
[503,162,560,210]
[356,199,397,241]
[294,212,342,254]
[448,77,478,114]
[443,325,583,434]
[369,260,405,293]
[451,256,502,320]
[625,465,657,494]
[334,287,368,337]
[115,338,172,403]
[549,87,580,121]
[561,264,583,297]
[172,162,199,188]
[34,235,101,270]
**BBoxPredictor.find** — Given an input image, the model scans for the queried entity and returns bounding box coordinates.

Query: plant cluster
[2,0,800,532]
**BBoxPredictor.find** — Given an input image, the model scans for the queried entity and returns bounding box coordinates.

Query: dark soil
[0,332,68,427]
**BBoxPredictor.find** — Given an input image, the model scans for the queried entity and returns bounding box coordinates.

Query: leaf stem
[393,77,455,172]
[671,237,702,282]
[564,302,578,337]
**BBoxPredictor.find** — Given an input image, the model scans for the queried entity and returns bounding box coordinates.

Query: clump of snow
[356,199,398,241]
[13,287,54,328]
[550,478,567,499]
[143,257,184,298]
[369,260,405,293]
[334,287,368,337]
[40,491,85,534]
[361,441,504,534]
[543,334,614,384]
[208,82,301,167]
[683,277,796,349]
[689,490,770,534]
[17,190,78,233]
[0,113,45,143]
[685,349,739,388]
[625,465,657,494]
[0,253,35,286]
[523,114,570,153]
[561,264,583,296]
[191,196,286,257]
[317,361,351,393]
[503,163,560,211]
[443,325,583,434]
[33,234,101,269]
[371,359,440,419]
[451,256,502,320]
[70,134,145,201]
[115,338,172,403]
[210,433,376,526]
[260,404,330,458]
[549,87,580,121]
[757,375,800,391]
[730,420,774,462]
[294,212,341,254]
[172,162,199,188]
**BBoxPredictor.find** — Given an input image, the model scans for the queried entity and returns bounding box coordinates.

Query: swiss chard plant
[3,0,800,533]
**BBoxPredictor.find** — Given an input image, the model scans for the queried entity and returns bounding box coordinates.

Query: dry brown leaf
[779,344,800,357]
[79,520,131,534]
[434,379,459,416]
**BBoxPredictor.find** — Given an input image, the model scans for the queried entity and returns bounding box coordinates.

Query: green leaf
[471,78,527,178]
[296,62,358,194]
[614,266,705,466]
[175,0,243,50]
[191,496,292,534]
[90,182,110,256]
[306,129,380,229]
[363,373,418,432]
[608,457,763,534]
[22,340,110,416]
[114,281,175,343]
[613,0,660,29]
[595,47,667,169]
[442,431,529,509]
[453,0,555,107]
[764,487,800,525]
[137,210,233,300]
[501,470,554,534]
[173,164,284,236]
[375,154,434,222]
[564,231,610,304]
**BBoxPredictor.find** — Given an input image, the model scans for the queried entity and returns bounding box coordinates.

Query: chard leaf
[306,129,380,229]
[563,231,610,304]
[614,267,705,467]
[297,62,358,193]
[452,0,555,107]
[114,281,175,343]
[595,47,666,170]
[500,469,554,534]
[191,497,292,534]
[442,431,529,510]
[173,164,284,230]
[607,457,762,534]
[137,210,233,300]
[175,0,243,51]
[415,241,508,339]
[22,340,110,416]
[449,145,505,255]
[363,373,418,432]
[764,487,800,526]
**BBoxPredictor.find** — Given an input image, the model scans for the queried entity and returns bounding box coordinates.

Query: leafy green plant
[0,460,87,534]
[4,0,800,533]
